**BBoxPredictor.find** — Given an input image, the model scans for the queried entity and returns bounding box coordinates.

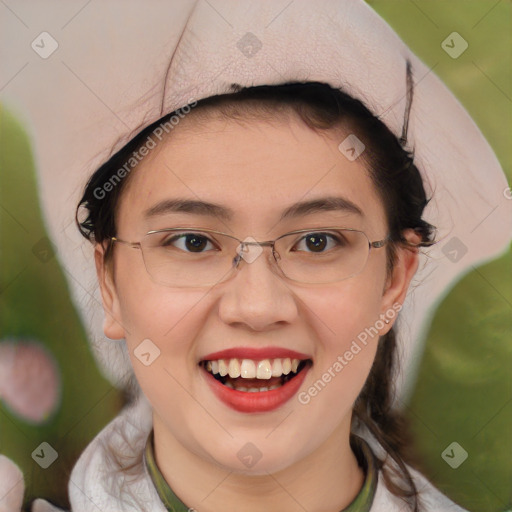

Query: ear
[94,242,125,340]
[379,229,421,332]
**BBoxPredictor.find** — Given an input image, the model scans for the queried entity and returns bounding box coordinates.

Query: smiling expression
[95,110,417,476]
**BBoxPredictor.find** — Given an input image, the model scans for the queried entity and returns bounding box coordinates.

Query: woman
[3,1,510,511]
[71,80,462,511]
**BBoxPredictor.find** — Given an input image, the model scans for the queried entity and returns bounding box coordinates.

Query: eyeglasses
[110,227,389,287]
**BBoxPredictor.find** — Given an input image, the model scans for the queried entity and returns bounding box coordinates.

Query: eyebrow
[142,196,364,222]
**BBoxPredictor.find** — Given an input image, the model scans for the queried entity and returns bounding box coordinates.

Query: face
[95,112,418,475]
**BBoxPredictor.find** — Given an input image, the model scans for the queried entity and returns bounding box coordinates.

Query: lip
[200,347,311,362]
[201,360,311,413]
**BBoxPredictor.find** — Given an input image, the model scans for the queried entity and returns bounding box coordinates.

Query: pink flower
[0,340,61,424]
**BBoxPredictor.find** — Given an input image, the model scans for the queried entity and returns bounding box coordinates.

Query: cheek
[113,264,207,401]
[295,271,385,416]
[306,270,386,352]
[113,250,203,344]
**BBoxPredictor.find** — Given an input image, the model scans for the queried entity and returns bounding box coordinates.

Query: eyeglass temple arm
[111,237,141,249]
[370,239,387,249]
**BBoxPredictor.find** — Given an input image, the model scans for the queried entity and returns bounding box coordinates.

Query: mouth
[199,356,313,412]
[200,357,311,391]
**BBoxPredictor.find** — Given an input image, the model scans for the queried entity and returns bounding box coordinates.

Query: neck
[152,413,365,512]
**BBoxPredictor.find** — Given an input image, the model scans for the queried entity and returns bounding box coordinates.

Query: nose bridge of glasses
[231,236,281,272]
[239,239,275,250]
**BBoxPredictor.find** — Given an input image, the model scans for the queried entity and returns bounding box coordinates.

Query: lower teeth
[224,382,282,392]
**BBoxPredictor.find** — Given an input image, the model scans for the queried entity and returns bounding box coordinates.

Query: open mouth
[199,357,313,393]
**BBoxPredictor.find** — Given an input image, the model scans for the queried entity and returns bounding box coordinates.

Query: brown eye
[293,232,346,253]
[161,232,216,253]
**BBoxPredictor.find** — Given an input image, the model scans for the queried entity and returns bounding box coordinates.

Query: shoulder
[353,425,468,512]
[370,462,469,511]
[67,393,166,512]
[410,466,469,512]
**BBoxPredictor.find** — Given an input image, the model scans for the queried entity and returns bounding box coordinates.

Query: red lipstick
[201,347,310,362]
[200,353,312,413]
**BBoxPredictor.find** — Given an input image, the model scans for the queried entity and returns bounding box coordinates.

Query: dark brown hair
[76,81,436,511]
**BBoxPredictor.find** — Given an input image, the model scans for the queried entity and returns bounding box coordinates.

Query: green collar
[144,430,377,512]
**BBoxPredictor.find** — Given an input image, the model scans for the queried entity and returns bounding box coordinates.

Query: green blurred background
[369,2,512,511]
[0,1,510,511]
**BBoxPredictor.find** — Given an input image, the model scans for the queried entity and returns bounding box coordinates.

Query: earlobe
[380,229,421,332]
[94,243,125,340]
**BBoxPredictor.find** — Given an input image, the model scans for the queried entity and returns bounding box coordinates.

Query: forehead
[117,115,387,238]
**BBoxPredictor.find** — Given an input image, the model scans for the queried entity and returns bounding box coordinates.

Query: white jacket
[0,395,470,512]
[10,394,466,512]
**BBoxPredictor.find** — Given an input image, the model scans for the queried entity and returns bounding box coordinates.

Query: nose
[217,245,299,332]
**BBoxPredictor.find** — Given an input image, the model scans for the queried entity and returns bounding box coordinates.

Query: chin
[205,441,307,476]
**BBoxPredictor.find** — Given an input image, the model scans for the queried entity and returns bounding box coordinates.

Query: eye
[292,231,347,253]
[161,232,218,253]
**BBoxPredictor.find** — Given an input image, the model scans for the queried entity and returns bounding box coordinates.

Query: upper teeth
[205,358,302,379]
